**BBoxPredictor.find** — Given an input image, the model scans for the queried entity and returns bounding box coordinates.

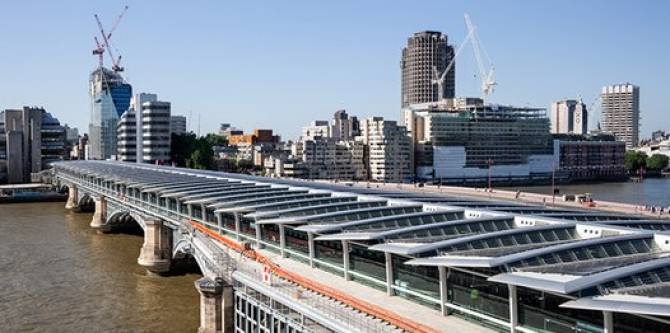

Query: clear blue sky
[1,1,668,139]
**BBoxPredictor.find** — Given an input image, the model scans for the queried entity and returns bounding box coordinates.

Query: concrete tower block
[65,185,78,210]
[137,217,172,274]
[89,196,111,232]
[195,277,223,333]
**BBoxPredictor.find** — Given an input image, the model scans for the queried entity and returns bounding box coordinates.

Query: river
[0,202,200,332]
[503,178,670,208]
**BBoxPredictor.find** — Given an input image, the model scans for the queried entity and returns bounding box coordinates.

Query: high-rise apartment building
[117,93,157,163]
[401,31,455,107]
[89,67,132,160]
[0,107,65,183]
[601,83,640,148]
[331,109,359,140]
[117,94,171,164]
[117,110,138,162]
[141,101,171,164]
[359,117,413,182]
[302,121,332,140]
[170,115,187,136]
[550,99,588,135]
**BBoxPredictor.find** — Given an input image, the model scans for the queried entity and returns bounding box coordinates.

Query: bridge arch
[77,193,95,211]
[103,209,147,234]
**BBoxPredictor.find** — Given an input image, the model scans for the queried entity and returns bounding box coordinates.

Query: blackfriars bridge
[54,161,670,333]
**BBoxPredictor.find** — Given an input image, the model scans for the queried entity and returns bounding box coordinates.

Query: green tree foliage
[646,154,669,171]
[204,133,228,147]
[171,133,214,170]
[624,151,647,173]
[215,158,261,174]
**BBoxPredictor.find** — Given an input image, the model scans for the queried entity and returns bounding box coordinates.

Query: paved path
[320,180,668,219]
[264,251,495,333]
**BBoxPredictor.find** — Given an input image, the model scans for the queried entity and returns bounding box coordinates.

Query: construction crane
[432,13,497,101]
[432,27,475,101]
[91,6,129,72]
[464,13,496,98]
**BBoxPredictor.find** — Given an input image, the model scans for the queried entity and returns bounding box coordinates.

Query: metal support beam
[307,232,315,268]
[385,252,394,296]
[342,240,350,280]
[439,266,449,316]
[279,225,286,257]
[233,212,241,241]
[603,311,614,333]
[508,285,518,333]
[216,212,223,230]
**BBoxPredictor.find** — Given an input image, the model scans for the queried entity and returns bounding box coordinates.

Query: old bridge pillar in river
[137,217,172,274]
[89,195,111,232]
[195,277,234,333]
[64,185,78,210]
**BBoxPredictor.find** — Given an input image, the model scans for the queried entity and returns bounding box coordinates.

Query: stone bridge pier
[90,195,112,233]
[195,277,234,333]
[137,217,172,275]
[64,185,78,210]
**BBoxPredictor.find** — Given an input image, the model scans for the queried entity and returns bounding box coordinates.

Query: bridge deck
[53,161,670,333]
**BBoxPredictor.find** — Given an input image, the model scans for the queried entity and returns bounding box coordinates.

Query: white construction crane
[433,14,497,100]
[464,13,496,98]
[432,27,475,101]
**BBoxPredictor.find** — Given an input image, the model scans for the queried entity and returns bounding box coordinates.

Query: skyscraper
[89,67,132,160]
[550,99,588,135]
[401,31,455,107]
[601,83,640,148]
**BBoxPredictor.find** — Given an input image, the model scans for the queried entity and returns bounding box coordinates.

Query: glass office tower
[88,67,132,160]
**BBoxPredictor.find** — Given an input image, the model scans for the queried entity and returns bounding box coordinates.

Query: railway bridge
[53,161,670,333]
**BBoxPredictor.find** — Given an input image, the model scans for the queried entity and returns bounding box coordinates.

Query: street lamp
[487,159,493,194]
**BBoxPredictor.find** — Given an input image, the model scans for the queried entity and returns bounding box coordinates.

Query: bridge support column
[603,311,613,333]
[385,252,394,296]
[65,185,78,210]
[307,232,315,268]
[138,218,172,274]
[508,285,518,333]
[342,240,350,281]
[195,277,234,333]
[90,196,111,232]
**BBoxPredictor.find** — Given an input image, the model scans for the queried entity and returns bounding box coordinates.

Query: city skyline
[1,1,669,139]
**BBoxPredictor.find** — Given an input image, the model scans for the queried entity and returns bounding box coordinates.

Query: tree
[171,133,215,170]
[624,151,647,173]
[647,154,669,171]
[204,133,228,147]
[187,149,214,170]
[171,133,197,166]
[237,159,254,172]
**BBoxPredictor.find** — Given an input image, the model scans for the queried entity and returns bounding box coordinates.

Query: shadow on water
[167,255,203,276]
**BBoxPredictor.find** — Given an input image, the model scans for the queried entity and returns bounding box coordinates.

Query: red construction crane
[91,6,129,72]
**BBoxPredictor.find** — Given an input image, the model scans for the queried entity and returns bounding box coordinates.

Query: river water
[504,178,670,208]
[0,202,200,332]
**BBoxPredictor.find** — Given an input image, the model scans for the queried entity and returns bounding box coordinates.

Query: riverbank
[0,183,66,203]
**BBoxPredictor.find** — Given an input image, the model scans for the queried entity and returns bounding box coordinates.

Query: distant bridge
[53,161,670,333]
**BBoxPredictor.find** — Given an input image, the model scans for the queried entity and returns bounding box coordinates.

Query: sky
[1,1,668,140]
